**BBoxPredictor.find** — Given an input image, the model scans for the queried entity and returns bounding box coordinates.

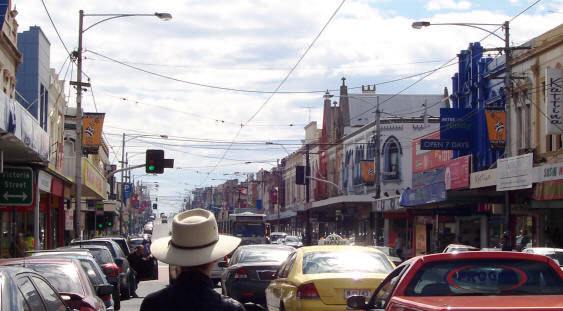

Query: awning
[312,194,374,209]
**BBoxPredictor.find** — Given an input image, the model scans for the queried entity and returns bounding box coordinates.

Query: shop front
[531,160,563,248]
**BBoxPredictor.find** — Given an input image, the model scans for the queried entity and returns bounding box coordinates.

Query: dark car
[66,244,122,307]
[0,266,72,311]
[221,244,294,306]
[93,237,131,257]
[70,239,136,299]
[0,257,108,311]
[29,250,118,310]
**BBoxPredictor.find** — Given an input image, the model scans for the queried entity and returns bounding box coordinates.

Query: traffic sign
[0,167,34,206]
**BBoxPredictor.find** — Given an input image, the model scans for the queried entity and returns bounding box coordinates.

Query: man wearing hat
[141,209,245,311]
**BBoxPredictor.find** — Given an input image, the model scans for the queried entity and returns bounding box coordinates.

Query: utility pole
[120,133,125,236]
[373,96,381,245]
[73,10,85,240]
[305,144,311,246]
[277,159,281,231]
[503,20,512,232]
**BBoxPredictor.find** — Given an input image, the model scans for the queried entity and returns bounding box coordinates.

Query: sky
[14,0,563,214]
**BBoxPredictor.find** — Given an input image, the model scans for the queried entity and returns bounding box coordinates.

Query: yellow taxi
[265,245,394,311]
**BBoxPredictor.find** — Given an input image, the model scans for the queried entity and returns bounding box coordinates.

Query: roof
[0,257,76,265]
[347,93,444,127]
[300,245,385,254]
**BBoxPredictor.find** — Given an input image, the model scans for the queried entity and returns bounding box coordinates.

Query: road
[120,218,262,311]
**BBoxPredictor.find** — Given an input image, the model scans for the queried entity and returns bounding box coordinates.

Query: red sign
[445,155,471,190]
[412,131,452,173]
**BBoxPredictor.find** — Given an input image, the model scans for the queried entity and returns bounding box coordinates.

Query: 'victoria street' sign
[0,167,34,206]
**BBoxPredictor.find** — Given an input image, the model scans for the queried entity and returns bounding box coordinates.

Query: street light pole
[73,10,85,239]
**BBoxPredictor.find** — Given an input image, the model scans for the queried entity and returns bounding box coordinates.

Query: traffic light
[153,203,158,209]
[97,222,104,230]
[146,149,165,174]
[295,165,310,185]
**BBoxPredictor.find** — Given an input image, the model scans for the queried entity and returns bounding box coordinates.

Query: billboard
[445,155,471,190]
[440,108,474,145]
[485,110,506,148]
[82,113,105,154]
[412,131,452,174]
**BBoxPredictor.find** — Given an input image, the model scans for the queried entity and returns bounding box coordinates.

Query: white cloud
[426,0,472,10]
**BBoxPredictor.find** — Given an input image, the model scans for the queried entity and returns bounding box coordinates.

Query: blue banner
[440,108,474,143]
[255,199,263,210]
[123,183,132,200]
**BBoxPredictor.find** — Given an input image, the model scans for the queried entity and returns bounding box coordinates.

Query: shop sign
[373,196,401,212]
[545,67,563,135]
[412,131,452,174]
[65,211,74,231]
[533,180,563,201]
[38,170,52,193]
[0,166,34,206]
[420,139,471,150]
[360,160,375,184]
[534,162,563,183]
[485,110,506,149]
[470,168,497,189]
[400,168,446,206]
[497,153,533,191]
[439,108,473,149]
[82,158,107,199]
[445,155,471,190]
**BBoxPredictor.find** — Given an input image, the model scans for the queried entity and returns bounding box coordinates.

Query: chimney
[340,77,350,127]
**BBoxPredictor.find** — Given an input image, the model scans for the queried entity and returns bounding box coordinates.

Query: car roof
[446,244,478,249]
[300,245,384,254]
[0,257,77,265]
[417,251,559,263]
[0,265,38,276]
[238,244,294,250]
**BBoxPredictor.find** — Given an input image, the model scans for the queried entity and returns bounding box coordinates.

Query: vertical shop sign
[546,68,563,135]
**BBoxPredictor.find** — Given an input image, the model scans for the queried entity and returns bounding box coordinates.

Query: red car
[347,251,563,311]
[0,257,109,311]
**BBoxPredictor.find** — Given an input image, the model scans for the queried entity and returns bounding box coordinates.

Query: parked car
[222,244,294,306]
[128,237,145,250]
[0,257,109,311]
[66,244,122,306]
[29,251,117,310]
[523,247,563,268]
[93,237,131,257]
[266,245,394,311]
[270,232,287,244]
[0,265,71,311]
[70,239,137,299]
[442,243,479,253]
[346,251,563,311]
[283,236,303,248]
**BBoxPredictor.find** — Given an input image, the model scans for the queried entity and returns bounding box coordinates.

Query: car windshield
[234,223,264,237]
[285,236,299,242]
[27,263,84,295]
[405,259,563,296]
[302,251,393,274]
[239,248,292,263]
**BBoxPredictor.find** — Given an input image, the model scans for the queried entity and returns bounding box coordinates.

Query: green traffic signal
[97,223,104,229]
[107,222,113,227]
[148,165,156,171]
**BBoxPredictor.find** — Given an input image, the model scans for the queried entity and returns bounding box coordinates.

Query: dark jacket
[140,270,245,311]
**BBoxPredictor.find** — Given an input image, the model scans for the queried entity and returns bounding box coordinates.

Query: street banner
[82,113,105,154]
[546,67,563,135]
[123,183,132,200]
[485,110,506,148]
[445,155,471,190]
[360,160,375,184]
[497,153,533,191]
[439,108,473,146]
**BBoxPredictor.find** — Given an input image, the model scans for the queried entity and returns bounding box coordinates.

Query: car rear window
[79,259,105,286]
[302,251,393,274]
[27,263,84,295]
[405,259,563,296]
[239,248,292,263]
[76,242,116,257]
[87,248,113,265]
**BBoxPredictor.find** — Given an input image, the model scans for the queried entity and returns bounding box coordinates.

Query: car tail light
[102,263,119,278]
[297,283,320,299]
[233,267,248,279]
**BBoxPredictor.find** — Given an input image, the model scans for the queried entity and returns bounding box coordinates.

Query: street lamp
[411,20,520,230]
[73,10,171,239]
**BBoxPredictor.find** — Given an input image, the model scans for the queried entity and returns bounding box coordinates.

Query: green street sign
[0,167,34,206]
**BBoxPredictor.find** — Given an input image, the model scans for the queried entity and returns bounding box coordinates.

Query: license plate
[344,289,371,298]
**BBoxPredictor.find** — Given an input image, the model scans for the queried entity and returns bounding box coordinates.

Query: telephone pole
[305,144,311,246]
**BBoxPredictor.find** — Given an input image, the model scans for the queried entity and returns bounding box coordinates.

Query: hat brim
[151,234,241,267]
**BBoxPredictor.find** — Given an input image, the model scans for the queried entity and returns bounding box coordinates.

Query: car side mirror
[114,258,124,267]
[347,295,368,310]
[218,261,228,268]
[95,284,114,296]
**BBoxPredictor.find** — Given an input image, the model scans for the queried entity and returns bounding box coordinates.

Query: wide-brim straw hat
[151,209,240,267]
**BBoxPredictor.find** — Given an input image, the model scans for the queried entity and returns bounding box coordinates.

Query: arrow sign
[0,167,34,206]
[3,192,28,201]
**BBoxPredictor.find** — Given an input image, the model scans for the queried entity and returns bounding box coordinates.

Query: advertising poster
[445,155,471,190]
[412,131,452,174]
[360,160,375,184]
[485,110,506,148]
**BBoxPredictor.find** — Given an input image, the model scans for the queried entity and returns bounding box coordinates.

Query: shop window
[383,137,401,181]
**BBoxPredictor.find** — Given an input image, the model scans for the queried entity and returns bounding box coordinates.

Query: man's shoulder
[140,287,172,310]
[218,294,245,311]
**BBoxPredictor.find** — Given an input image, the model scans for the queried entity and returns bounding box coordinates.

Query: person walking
[500,231,512,251]
[128,245,151,297]
[141,209,244,311]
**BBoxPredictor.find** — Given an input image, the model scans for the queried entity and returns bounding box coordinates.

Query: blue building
[449,42,506,171]
[16,26,51,130]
